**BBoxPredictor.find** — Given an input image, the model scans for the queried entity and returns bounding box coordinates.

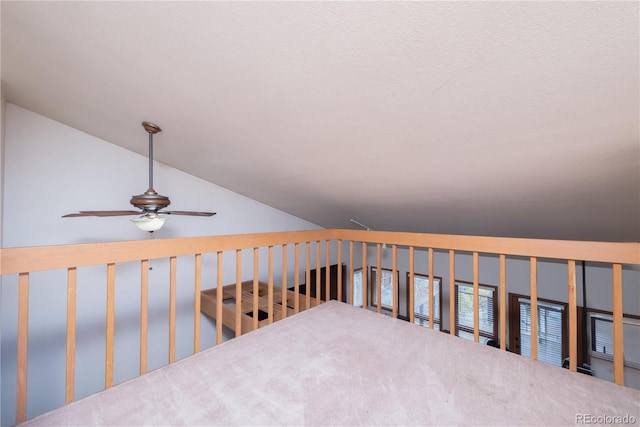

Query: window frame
[587,308,640,369]
[406,272,443,329]
[369,267,400,312]
[454,280,498,343]
[508,293,568,366]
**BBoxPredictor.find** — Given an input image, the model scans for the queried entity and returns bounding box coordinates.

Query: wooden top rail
[1,229,638,275]
[0,230,329,275]
[332,230,640,265]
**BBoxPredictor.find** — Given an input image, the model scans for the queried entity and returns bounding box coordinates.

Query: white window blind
[412,275,441,330]
[519,298,564,366]
[371,268,394,310]
[590,313,640,367]
[352,269,363,307]
[455,283,495,344]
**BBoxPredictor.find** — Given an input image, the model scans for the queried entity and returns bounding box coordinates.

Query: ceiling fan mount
[63,121,216,231]
[141,121,161,135]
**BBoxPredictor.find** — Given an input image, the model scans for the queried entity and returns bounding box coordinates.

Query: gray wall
[0,105,324,424]
[1,23,6,419]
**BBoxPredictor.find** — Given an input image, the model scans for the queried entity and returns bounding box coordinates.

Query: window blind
[371,268,394,309]
[519,298,564,366]
[591,314,640,367]
[352,269,363,307]
[413,275,441,330]
[455,283,495,344]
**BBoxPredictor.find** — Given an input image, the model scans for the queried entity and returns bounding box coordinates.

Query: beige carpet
[23,301,640,426]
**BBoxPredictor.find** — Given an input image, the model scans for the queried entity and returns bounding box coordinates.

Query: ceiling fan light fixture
[130,216,168,232]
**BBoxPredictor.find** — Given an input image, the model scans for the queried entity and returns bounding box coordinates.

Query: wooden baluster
[216,252,223,345]
[499,255,506,351]
[194,254,202,354]
[428,248,434,329]
[140,260,149,374]
[530,257,538,360]
[362,242,368,309]
[408,247,415,324]
[235,249,242,337]
[349,241,354,306]
[294,243,300,314]
[449,250,455,336]
[305,243,311,310]
[315,241,321,306]
[282,244,288,319]
[66,268,77,404]
[169,257,177,363]
[253,248,259,330]
[16,272,29,424]
[105,263,115,388]
[376,244,382,313]
[567,260,577,372]
[337,240,343,302]
[392,245,398,318]
[612,263,624,385]
[473,252,479,343]
[268,246,274,324]
[325,240,331,302]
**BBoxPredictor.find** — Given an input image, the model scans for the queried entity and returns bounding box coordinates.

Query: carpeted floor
[22,301,640,426]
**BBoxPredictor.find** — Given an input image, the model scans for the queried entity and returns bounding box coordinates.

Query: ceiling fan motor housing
[130,189,170,213]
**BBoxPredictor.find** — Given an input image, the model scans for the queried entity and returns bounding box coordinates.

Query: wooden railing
[1,229,638,425]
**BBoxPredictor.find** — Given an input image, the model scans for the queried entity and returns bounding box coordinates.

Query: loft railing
[1,229,638,425]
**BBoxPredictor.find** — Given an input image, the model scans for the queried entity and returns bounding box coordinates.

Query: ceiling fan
[63,121,216,232]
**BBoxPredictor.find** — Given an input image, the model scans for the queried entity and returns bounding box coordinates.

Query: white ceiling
[2,1,638,242]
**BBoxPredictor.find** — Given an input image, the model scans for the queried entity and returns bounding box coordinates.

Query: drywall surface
[0,15,5,418]
[0,104,324,425]
[1,104,323,247]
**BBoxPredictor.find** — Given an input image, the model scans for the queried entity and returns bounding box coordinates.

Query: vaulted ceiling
[2,1,638,242]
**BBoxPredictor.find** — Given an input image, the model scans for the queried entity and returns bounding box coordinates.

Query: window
[519,298,565,366]
[370,267,399,311]
[592,316,614,356]
[590,312,640,368]
[408,273,442,330]
[508,294,567,367]
[352,268,363,307]
[455,282,497,344]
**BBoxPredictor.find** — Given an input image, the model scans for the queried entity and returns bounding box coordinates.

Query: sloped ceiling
[1,1,638,242]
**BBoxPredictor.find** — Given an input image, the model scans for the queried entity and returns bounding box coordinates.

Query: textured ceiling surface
[2,1,638,241]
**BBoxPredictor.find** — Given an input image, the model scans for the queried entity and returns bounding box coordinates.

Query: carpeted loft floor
[22,301,640,426]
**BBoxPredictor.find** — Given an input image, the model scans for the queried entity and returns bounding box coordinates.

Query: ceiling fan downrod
[129,122,171,213]
[142,121,160,191]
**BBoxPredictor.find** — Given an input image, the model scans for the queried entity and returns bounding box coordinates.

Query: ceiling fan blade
[162,211,217,217]
[62,210,142,218]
